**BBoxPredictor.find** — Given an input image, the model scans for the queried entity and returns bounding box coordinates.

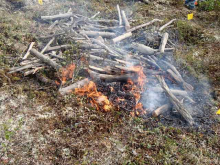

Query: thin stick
[152,104,171,117]
[159,19,177,31]
[121,10,130,31]
[41,37,55,54]
[22,42,35,60]
[116,5,122,26]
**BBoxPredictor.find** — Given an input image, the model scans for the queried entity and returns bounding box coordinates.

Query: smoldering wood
[116,5,122,26]
[41,12,73,20]
[159,19,177,31]
[121,10,130,31]
[22,42,35,60]
[152,104,171,117]
[30,48,62,70]
[159,33,169,53]
[112,32,132,43]
[160,60,181,78]
[80,31,116,38]
[59,78,90,95]
[131,43,156,55]
[156,75,194,125]
[151,87,195,103]
[167,69,194,91]
[88,69,133,82]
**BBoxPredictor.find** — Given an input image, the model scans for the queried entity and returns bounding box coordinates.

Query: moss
[176,20,205,45]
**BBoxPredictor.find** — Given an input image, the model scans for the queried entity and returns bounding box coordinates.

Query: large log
[59,78,90,95]
[156,75,194,125]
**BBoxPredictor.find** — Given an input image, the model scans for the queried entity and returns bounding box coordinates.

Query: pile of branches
[9,5,195,125]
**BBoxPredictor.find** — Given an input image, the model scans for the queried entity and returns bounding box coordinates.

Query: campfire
[9,5,195,125]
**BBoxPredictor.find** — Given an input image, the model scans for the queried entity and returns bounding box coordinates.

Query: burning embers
[75,81,112,112]
[73,65,147,116]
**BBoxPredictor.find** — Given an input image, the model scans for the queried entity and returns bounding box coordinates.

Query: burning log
[30,49,62,70]
[41,12,73,20]
[80,31,116,38]
[59,78,90,95]
[152,104,171,117]
[131,43,156,55]
[121,10,130,31]
[159,19,177,31]
[88,69,133,82]
[159,33,169,53]
[156,75,194,125]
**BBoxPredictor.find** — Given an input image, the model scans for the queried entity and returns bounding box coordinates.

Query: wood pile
[9,5,195,125]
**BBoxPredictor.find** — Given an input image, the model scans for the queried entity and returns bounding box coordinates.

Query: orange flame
[127,65,147,116]
[75,81,112,111]
[60,64,76,84]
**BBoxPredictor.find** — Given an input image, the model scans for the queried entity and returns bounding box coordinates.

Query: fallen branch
[30,48,62,70]
[112,32,132,43]
[156,75,194,125]
[121,10,130,31]
[116,5,122,26]
[159,19,177,31]
[131,43,156,55]
[22,42,35,60]
[159,33,169,53]
[152,104,171,117]
[80,31,116,38]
